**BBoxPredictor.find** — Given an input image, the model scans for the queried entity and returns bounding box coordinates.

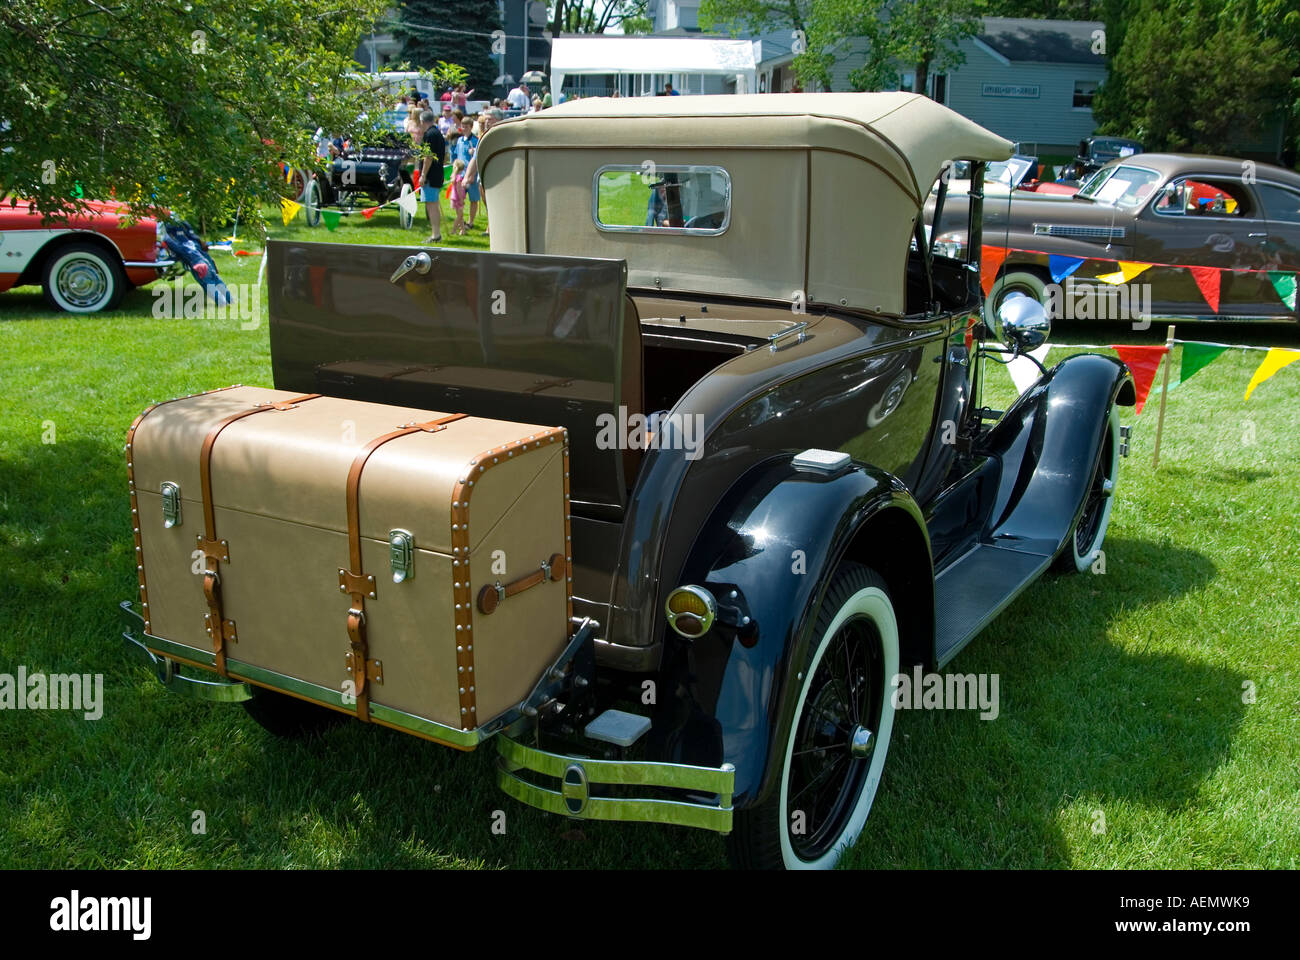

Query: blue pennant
[1049,255,1085,283]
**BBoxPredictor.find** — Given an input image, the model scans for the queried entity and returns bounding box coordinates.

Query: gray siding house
[755,17,1109,155]
[941,19,1107,155]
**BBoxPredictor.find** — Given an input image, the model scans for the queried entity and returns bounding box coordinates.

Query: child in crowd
[449,158,468,235]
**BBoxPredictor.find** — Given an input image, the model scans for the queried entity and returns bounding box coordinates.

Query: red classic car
[0,198,175,312]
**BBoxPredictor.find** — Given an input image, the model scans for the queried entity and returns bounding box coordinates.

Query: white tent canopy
[550,36,758,97]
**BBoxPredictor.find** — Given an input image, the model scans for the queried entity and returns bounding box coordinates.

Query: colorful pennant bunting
[1097,261,1152,285]
[397,189,420,219]
[981,245,1008,297]
[279,197,302,226]
[361,206,380,220]
[1244,348,1300,400]
[1048,255,1084,284]
[1267,271,1297,311]
[320,209,341,231]
[1188,266,1221,313]
[1178,342,1227,385]
[1111,344,1168,414]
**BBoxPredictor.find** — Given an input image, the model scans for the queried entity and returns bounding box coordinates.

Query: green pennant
[1267,271,1297,311]
[1179,341,1228,385]
[320,209,340,231]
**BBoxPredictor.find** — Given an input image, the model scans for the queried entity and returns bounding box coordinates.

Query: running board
[933,543,1052,667]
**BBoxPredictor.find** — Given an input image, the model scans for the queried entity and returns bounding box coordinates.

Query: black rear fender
[647,454,932,809]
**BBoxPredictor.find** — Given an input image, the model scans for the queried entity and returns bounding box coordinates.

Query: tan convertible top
[478,93,1012,314]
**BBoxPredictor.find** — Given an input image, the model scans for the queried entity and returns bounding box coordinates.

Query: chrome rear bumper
[496,731,735,834]
[120,601,252,702]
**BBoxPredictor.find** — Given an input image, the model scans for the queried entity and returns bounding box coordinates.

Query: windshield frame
[1076,163,1163,208]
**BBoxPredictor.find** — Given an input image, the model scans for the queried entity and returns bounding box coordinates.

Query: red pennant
[1188,265,1221,313]
[361,206,379,220]
[1111,344,1169,414]
[981,245,1008,297]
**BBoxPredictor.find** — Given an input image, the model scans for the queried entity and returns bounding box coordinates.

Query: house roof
[976,17,1106,65]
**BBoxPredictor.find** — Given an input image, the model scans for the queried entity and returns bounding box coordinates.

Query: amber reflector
[668,590,710,617]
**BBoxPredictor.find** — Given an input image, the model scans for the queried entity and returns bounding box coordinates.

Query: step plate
[585,709,652,747]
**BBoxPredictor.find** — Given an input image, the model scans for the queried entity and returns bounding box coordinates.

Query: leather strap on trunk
[340,412,467,721]
[197,393,322,675]
[476,553,566,615]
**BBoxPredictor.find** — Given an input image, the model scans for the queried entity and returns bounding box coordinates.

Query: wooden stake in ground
[1151,324,1176,469]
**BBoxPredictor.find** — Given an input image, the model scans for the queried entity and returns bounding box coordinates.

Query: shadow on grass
[847,534,1238,868]
[0,431,1236,869]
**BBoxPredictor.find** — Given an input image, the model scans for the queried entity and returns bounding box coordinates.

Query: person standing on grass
[452,116,480,230]
[417,110,446,243]
[460,109,500,236]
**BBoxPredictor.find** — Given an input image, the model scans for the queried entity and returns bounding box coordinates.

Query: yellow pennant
[280,196,302,226]
[1244,348,1300,400]
[1097,261,1153,285]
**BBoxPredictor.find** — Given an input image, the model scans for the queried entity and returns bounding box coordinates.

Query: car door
[1251,180,1300,321]
[1133,175,1277,318]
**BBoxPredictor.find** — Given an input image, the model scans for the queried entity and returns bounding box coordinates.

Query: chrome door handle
[1248,232,1268,238]
[390,251,434,283]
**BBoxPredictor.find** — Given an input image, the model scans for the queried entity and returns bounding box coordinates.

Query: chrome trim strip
[122,259,177,269]
[496,733,735,834]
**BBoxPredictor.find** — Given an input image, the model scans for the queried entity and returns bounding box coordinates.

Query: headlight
[664,585,716,639]
[933,232,966,260]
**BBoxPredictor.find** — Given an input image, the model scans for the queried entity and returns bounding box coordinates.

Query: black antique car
[1058,135,1144,184]
[121,93,1134,869]
[301,133,419,230]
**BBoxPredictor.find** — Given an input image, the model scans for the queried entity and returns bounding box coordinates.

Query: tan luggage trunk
[126,385,572,748]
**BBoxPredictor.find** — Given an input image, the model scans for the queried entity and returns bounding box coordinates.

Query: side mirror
[993,293,1050,352]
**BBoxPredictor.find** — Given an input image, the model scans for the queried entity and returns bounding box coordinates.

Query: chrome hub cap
[58,258,109,308]
[849,724,874,759]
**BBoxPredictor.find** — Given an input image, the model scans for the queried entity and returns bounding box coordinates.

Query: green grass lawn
[1,216,1297,867]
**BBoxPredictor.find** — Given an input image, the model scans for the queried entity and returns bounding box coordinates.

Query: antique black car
[1058,135,1144,184]
[302,134,418,230]
[121,93,1134,869]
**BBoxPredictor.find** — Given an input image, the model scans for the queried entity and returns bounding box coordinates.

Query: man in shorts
[417,110,446,243]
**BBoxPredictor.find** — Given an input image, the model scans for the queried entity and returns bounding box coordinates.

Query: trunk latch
[389,529,414,583]
[161,481,182,528]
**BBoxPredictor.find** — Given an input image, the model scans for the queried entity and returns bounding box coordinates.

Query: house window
[1074,80,1098,109]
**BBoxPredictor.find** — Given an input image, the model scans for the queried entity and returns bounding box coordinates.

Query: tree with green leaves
[0,0,389,233]
[703,0,986,94]
[393,0,500,96]
[1091,0,1292,154]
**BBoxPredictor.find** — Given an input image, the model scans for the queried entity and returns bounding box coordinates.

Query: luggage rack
[119,600,597,748]
[120,599,735,831]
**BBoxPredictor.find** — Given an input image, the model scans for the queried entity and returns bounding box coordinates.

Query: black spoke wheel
[786,613,885,860]
[1055,405,1120,573]
[728,562,899,869]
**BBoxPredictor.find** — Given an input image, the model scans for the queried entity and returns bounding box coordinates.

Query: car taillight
[665,585,716,639]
